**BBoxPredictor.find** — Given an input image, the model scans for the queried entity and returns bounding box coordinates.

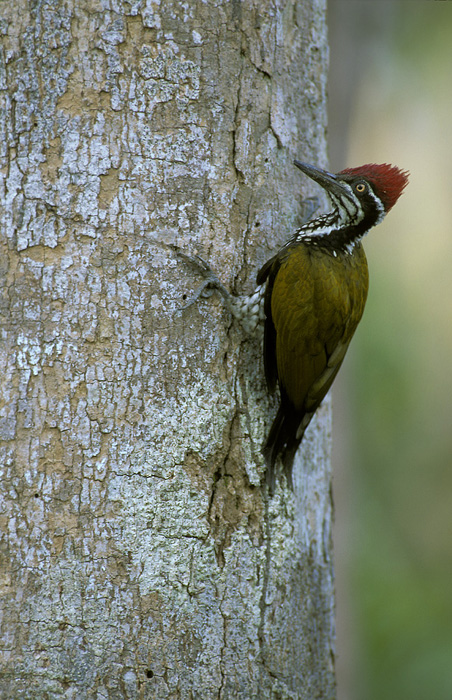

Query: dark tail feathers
[263,406,307,491]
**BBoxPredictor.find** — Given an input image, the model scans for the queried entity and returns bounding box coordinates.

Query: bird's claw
[180,279,217,310]
[170,244,227,312]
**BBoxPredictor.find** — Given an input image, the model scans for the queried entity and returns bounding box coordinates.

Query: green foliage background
[329,3,452,699]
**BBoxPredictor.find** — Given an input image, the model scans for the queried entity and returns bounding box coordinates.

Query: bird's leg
[171,244,266,335]
[170,245,235,313]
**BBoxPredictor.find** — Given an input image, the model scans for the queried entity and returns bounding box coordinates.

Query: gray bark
[0,1,334,698]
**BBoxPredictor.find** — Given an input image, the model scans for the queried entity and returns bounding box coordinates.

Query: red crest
[338,163,409,212]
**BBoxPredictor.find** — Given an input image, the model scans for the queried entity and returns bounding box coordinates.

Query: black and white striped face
[328,174,386,228]
[292,161,409,253]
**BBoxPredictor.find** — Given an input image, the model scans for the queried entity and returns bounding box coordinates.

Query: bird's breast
[270,243,369,411]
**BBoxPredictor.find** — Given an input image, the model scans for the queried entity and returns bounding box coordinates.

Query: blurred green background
[328,2,452,699]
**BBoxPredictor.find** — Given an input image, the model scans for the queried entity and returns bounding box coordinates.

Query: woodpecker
[178,160,409,486]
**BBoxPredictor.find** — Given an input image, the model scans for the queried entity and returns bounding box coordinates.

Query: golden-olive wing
[266,242,369,415]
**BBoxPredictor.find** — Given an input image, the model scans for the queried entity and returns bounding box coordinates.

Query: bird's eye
[355,182,367,193]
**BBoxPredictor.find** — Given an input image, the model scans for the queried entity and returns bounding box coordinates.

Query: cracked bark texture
[0,1,334,698]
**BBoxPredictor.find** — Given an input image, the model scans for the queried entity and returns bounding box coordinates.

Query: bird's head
[294,160,409,232]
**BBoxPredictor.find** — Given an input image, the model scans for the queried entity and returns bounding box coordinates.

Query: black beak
[294,160,349,199]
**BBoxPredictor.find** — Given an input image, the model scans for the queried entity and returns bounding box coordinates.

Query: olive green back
[270,243,369,413]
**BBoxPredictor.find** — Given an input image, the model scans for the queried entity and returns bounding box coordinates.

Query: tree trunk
[0,1,334,698]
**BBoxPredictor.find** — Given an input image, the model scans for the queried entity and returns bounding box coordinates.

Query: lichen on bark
[0,0,335,698]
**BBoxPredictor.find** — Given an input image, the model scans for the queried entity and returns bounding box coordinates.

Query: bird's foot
[170,245,231,311]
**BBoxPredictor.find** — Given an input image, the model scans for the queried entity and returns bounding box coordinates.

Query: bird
[176,160,409,487]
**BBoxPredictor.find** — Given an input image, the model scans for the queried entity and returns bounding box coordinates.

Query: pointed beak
[294,160,349,199]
